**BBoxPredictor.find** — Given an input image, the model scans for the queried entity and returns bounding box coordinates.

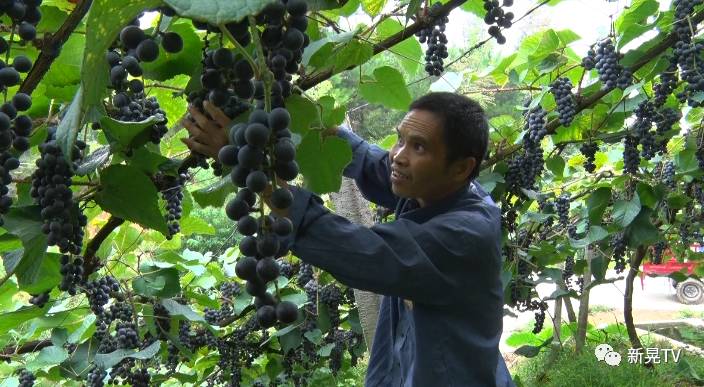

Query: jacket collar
[396,180,474,223]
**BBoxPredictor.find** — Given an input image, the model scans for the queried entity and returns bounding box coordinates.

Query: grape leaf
[361,0,386,17]
[296,132,352,194]
[359,66,412,111]
[374,18,422,75]
[95,165,168,234]
[163,0,279,24]
[94,341,161,370]
[100,114,164,152]
[192,176,236,208]
[75,146,111,176]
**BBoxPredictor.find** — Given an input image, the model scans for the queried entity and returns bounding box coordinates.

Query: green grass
[678,309,704,319]
[590,304,616,313]
[511,336,704,387]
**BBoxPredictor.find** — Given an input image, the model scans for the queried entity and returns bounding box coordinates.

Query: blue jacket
[285,128,515,386]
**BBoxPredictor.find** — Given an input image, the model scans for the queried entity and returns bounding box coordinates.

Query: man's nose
[391,144,409,165]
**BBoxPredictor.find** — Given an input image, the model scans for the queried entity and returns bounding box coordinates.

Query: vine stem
[19,0,94,95]
[219,23,258,78]
[296,0,469,90]
[3,26,14,103]
[248,15,273,113]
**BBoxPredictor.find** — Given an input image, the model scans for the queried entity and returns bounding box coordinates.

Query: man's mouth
[391,169,410,181]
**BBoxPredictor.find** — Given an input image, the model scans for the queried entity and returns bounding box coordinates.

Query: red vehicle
[641,243,703,305]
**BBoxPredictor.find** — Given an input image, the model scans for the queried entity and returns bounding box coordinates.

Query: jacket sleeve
[284,185,499,306]
[336,126,399,210]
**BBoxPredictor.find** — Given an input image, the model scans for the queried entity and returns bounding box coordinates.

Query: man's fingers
[181,117,203,138]
[188,105,219,133]
[203,101,232,128]
[181,137,210,156]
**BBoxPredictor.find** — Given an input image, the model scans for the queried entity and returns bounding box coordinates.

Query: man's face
[389,109,473,207]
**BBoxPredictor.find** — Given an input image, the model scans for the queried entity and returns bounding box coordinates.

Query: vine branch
[82,215,125,280]
[0,340,52,361]
[296,0,468,90]
[19,0,94,95]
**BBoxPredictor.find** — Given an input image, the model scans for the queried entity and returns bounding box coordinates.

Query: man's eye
[414,143,424,151]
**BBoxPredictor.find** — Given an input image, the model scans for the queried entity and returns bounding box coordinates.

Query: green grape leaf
[359,66,412,111]
[161,299,206,322]
[55,85,85,163]
[331,40,374,72]
[94,341,161,370]
[361,0,386,17]
[133,265,181,298]
[285,94,318,137]
[95,165,168,234]
[27,346,69,372]
[586,187,611,223]
[192,176,236,208]
[163,0,279,24]
[75,146,111,176]
[1,207,62,294]
[296,132,352,194]
[0,307,46,333]
[318,96,346,128]
[374,18,422,75]
[100,115,164,152]
[613,194,641,228]
[625,208,660,247]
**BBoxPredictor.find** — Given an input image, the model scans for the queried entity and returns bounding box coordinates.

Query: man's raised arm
[334,125,399,211]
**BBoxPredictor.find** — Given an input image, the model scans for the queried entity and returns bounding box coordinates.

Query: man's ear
[452,156,476,182]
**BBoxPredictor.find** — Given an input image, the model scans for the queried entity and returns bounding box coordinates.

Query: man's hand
[181,101,231,159]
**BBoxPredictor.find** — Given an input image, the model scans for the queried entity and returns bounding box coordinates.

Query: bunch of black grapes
[562,255,575,289]
[509,106,547,192]
[320,283,343,329]
[631,101,659,160]
[0,1,44,226]
[85,276,120,316]
[611,232,627,274]
[105,7,182,143]
[30,140,88,296]
[218,107,299,328]
[156,172,188,239]
[662,160,676,189]
[550,77,577,126]
[653,59,678,107]
[623,134,640,174]
[190,0,309,112]
[530,300,548,334]
[698,131,704,169]
[579,141,598,173]
[256,0,310,107]
[554,194,570,229]
[582,39,632,90]
[18,369,35,387]
[671,0,704,106]
[416,3,449,76]
[483,0,514,44]
[0,0,42,52]
[654,107,679,155]
[0,150,21,224]
[652,241,667,264]
[673,40,704,107]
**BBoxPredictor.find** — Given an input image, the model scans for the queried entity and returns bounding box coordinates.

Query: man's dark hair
[408,92,489,181]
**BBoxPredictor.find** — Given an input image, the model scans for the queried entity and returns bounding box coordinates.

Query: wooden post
[575,245,593,353]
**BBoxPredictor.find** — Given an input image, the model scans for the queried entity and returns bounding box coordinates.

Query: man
[182,92,515,386]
